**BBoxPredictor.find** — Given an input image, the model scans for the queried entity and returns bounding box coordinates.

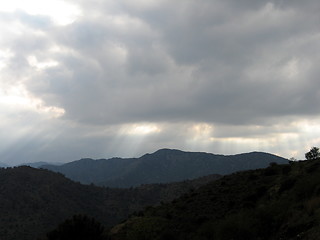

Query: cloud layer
[1,0,320,164]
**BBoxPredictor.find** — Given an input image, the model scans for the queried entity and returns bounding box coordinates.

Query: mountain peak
[153,148,185,155]
[42,150,288,188]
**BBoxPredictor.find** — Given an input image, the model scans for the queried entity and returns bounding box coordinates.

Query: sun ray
[0,0,81,26]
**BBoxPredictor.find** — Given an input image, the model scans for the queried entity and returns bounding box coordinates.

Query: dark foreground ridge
[42,149,287,187]
[109,159,320,240]
[0,166,220,240]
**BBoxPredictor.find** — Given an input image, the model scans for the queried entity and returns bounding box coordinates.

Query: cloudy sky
[0,0,319,164]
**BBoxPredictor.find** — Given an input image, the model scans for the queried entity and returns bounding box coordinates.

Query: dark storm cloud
[1,0,320,163]
[25,0,318,126]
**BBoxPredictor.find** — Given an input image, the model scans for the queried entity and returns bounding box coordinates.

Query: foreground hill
[0,166,220,240]
[42,149,287,187]
[109,159,320,240]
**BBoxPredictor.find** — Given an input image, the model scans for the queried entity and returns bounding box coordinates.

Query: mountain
[109,159,320,240]
[42,149,288,187]
[18,161,63,168]
[0,162,9,168]
[0,166,220,240]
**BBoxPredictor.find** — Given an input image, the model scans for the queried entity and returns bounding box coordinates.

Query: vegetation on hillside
[3,148,319,240]
[0,166,219,240]
[44,215,107,240]
[108,158,320,239]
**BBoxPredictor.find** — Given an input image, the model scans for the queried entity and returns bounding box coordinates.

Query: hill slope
[0,166,220,240]
[42,149,287,187]
[109,160,320,240]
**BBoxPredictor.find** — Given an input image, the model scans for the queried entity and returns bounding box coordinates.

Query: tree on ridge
[305,147,320,161]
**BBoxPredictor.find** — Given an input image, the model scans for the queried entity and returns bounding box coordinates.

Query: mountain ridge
[0,166,221,240]
[41,149,288,188]
[108,159,320,240]
[0,162,9,168]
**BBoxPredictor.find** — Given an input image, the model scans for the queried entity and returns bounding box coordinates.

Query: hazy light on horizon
[0,0,319,164]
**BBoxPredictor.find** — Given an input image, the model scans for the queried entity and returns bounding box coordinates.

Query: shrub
[46,215,106,240]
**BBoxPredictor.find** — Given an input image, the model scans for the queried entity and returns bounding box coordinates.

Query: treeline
[0,166,219,240]
[44,157,320,240]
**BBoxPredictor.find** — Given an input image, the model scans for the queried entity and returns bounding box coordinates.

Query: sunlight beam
[0,0,81,26]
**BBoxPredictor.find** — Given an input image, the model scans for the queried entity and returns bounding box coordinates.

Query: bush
[46,215,106,240]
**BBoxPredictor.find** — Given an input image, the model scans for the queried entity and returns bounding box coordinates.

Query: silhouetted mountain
[109,159,320,240]
[18,161,63,168]
[0,166,220,240]
[42,149,288,187]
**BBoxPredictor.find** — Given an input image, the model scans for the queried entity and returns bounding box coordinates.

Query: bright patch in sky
[126,124,161,135]
[282,57,299,80]
[186,123,215,152]
[0,85,65,118]
[0,49,14,70]
[0,0,81,25]
[27,55,59,70]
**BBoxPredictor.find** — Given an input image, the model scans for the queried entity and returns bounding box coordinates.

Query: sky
[0,0,319,164]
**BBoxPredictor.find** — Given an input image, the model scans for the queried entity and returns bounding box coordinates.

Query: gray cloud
[1,0,320,163]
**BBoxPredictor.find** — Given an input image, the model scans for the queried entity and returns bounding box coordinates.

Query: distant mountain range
[41,149,288,187]
[19,161,63,168]
[0,162,62,168]
[0,162,9,168]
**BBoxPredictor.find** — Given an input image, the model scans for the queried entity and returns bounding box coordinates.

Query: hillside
[42,149,288,187]
[0,166,220,240]
[109,159,320,240]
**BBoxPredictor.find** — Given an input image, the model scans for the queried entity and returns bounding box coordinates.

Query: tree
[305,147,320,161]
[46,215,106,240]
[289,157,297,162]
